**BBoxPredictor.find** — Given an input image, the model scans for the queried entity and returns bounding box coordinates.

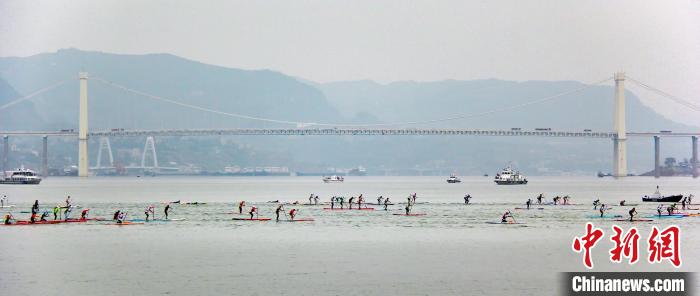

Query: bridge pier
[692,136,698,178]
[2,135,7,174]
[42,136,48,178]
[612,72,627,177]
[654,136,661,178]
[78,72,89,177]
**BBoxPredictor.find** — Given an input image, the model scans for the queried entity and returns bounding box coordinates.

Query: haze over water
[1,176,698,295]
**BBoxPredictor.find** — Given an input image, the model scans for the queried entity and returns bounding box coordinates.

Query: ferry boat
[494,165,527,185]
[446,174,461,183]
[641,186,683,203]
[1,168,42,185]
[322,175,344,183]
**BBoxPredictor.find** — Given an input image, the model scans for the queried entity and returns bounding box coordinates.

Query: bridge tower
[141,136,159,168]
[612,72,627,177]
[95,137,114,168]
[78,72,89,177]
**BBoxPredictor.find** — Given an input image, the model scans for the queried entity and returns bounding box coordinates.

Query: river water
[0,176,698,295]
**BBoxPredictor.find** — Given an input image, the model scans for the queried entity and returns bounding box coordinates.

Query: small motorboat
[322,175,344,183]
[446,174,461,183]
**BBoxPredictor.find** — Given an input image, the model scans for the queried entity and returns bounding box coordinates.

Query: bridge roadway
[1,128,698,138]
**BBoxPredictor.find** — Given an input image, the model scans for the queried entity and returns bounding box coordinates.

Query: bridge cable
[626,77,700,113]
[0,81,67,111]
[94,76,612,127]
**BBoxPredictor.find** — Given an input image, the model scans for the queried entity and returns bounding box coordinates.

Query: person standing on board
[309,194,314,205]
[628,207,637,222]
[357,194,363,209]
[339,196,345,209]
[412,193,417,204]
[384,197,391,211]
[377,196,383,206]
[249,206,258,219]
[53,205,60,220]
[113,210,121,221]
[65,195,71,208]
[404,203,411,215]
[464,194,472,205]
[144,205,155,221]
[330,196,335,209]
[164,204,171,220]
[681,198,687,210]
[1,195,7,207]
[592,199,600,210]
[314,195,319,205]
[656,204,664,216]
[64,205,74,221]
[599,204,607,217]
[289,208,298,220]
[536,194,544,205]
[348,196,355,209]
[526,199,532,210]
[30,200,39,223]
[238,201,246,214]
[275,204,284,222]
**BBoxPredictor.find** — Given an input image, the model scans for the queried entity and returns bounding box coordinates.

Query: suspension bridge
[1,72,698,178]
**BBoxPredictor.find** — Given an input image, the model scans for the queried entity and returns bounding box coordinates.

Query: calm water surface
[0,176,698,295]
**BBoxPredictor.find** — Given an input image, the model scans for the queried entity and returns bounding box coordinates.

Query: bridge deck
[1,129,697,138]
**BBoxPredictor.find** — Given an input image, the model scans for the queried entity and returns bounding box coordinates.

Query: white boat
[322,175,344,183]
[446,174,461,183]
[494,165,527,185]
[1,168,42,185]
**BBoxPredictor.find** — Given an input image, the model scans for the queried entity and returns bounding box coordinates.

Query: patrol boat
[493,165,527,185]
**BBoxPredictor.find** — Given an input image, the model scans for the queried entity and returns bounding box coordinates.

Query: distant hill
[0,48,342,130]
[0,49,696,174]
[319,79,694,132]
[0,76,44,130]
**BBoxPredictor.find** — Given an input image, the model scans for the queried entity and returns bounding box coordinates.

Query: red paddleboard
[392,213,426,216]
[613,219,654,222]
[232,218,271,221]
[278,219,315,222]
[3,220,61,225]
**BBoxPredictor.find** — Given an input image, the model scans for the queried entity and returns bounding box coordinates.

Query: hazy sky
[1,0,699,125]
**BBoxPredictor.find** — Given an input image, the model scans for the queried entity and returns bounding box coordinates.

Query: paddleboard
[277,219,315,222]
[485,221,525,225]
[514,207,544,210]
[232,218,271,221]
[113,221,144,225]
[613,219,654,222]
[645,215,683,219]
[130,218,187,222]
[0,205,16,208]
[585,214,623,219]
[392,213,426,216]
[322,208,375,211]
